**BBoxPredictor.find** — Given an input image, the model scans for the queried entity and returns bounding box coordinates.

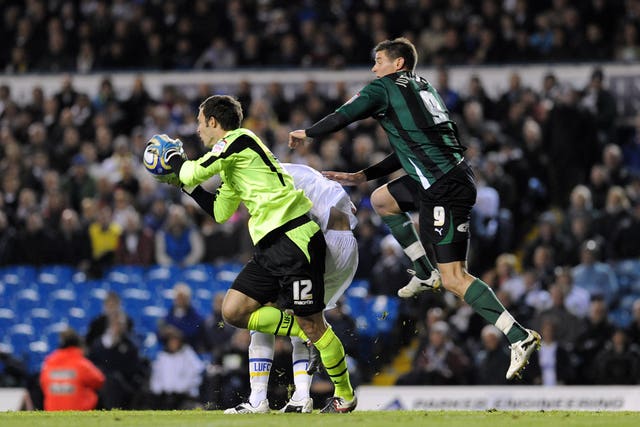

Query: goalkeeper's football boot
[280,397,313,413]
[320,395,357,413]
[223,399,269,414]
[506,329,541,379]
[397,269,442,298]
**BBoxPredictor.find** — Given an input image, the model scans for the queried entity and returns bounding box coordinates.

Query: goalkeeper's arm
[182,185,216,220]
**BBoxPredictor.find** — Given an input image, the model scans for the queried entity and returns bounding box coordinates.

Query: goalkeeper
[223,162,359,414]
[156,95,357,413]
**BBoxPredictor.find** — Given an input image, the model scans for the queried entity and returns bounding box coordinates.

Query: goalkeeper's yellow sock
[314,326,354,401]
[247,306,308,341]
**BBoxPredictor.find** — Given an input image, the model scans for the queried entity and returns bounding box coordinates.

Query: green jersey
[178,128,312,244]
[336,70,465,189]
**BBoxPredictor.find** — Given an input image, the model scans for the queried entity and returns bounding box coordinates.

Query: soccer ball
[143,134,182,185]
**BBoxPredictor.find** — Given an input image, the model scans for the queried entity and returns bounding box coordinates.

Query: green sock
[463,279,527,343]
[381,213,434,279]
[247,306,308,341]
[314,326,354,401]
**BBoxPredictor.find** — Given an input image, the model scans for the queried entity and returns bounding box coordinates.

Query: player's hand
[288,129,307,149]
[322,170,366,186]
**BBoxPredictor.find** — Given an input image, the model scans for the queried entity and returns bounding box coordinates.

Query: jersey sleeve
[335,80,388,121]
[213,182,242,223]
[178,151,224,187]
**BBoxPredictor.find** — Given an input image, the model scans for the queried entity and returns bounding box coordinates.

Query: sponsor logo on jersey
[457,222,470,232]
[434,227,444,236]
[211,139,226,156]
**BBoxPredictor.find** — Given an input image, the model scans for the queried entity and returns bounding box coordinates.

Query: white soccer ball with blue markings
[143,134,184,185]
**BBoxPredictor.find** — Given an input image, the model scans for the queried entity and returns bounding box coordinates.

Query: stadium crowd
[1,0,640,412]
[2,0,640,74]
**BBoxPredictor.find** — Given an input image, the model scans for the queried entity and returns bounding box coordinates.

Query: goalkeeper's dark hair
[374,37,418,72]
[200,95,243,130]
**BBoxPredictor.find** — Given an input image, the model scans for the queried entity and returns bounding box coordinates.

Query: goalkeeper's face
[197,108,218,148]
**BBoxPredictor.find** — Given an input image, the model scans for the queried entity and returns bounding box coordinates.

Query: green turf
[1,410,640,427]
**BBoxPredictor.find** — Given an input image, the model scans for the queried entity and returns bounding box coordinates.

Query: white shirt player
[282,163,358,310]
[282,163,358,232]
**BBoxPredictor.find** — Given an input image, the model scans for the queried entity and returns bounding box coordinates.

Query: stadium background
[1,0,640,411]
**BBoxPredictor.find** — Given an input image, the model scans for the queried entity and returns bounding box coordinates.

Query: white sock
[290,336,312,401]
[248,331,274,407]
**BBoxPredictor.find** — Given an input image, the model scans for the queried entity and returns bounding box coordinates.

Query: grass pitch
[1,410,639,427]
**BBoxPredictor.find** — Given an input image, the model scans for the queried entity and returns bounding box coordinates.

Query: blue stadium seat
[181,263,216,283]
[67,307,88,335]
[139,305,167,333]
[38,265,75,286]
[141,331,160,360]
[613,259,640,293]
[0,266,37,286]
[367,295,400,334]
[29,308,53,332]
[8,323,36,356]
[12,288,42,313]
[0,308,16,333]
[121,288,152,314]
[609,308,633,328]
[49,289,78,316]
[43,322,71,350]
[27,340,49,374]
[85,287,109,317]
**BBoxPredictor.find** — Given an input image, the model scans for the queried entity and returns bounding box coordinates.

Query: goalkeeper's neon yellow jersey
[178,128,312,244]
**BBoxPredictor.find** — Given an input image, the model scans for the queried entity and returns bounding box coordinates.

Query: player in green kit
[161,95,356,412]
[289,38,540,380]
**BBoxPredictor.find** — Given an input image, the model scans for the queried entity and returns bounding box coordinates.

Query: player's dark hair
[374,37,418,71]
[200,95,243,130]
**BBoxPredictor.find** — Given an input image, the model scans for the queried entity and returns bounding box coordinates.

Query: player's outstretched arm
[322,170,367,186]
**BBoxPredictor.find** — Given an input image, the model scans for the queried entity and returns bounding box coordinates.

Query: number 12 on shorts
[293,279,313,302]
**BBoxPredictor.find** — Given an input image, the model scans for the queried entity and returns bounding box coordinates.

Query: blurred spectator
[592,329,640,384]
[525,318,575,385]
[571,240,619,306]
[88,205,122,277]
[533,282,584,345]
[13,211,57,265]
[370,234,411,296]
[628,299,640,348]
[85,291,134,349]
[0,345,27,388]
[473,325,509,385]
[40,329,104,411]
[396,321,471,385]
[574,296,615,384]
[155,205,204,267]
[88,310,145,409]
[114,210,155,266]
[581,68,618,146]
[149,325,204,410]
[0,211,17,265]
[55,208,92,271]
[162,282,206,353]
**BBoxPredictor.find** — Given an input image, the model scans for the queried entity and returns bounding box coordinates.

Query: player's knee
[221,303,246,328]
[371,188,395,215]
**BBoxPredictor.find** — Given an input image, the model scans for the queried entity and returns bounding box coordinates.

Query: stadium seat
[29,308,53,332]
[12,288,42,313]
[609,308,632,328]
[0,266,37,286]
[67,307,88,335]
[38,265,75,286]
[139,305,167,333]
[367,296,400,334]
[43,322,71,350]
[8,323,36,356]
[49,289,78,315]
[181,263,216,283]
[27,340,50,374]
[85,287,109,317]
[0,308,16,333]
[121,288,152,314]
